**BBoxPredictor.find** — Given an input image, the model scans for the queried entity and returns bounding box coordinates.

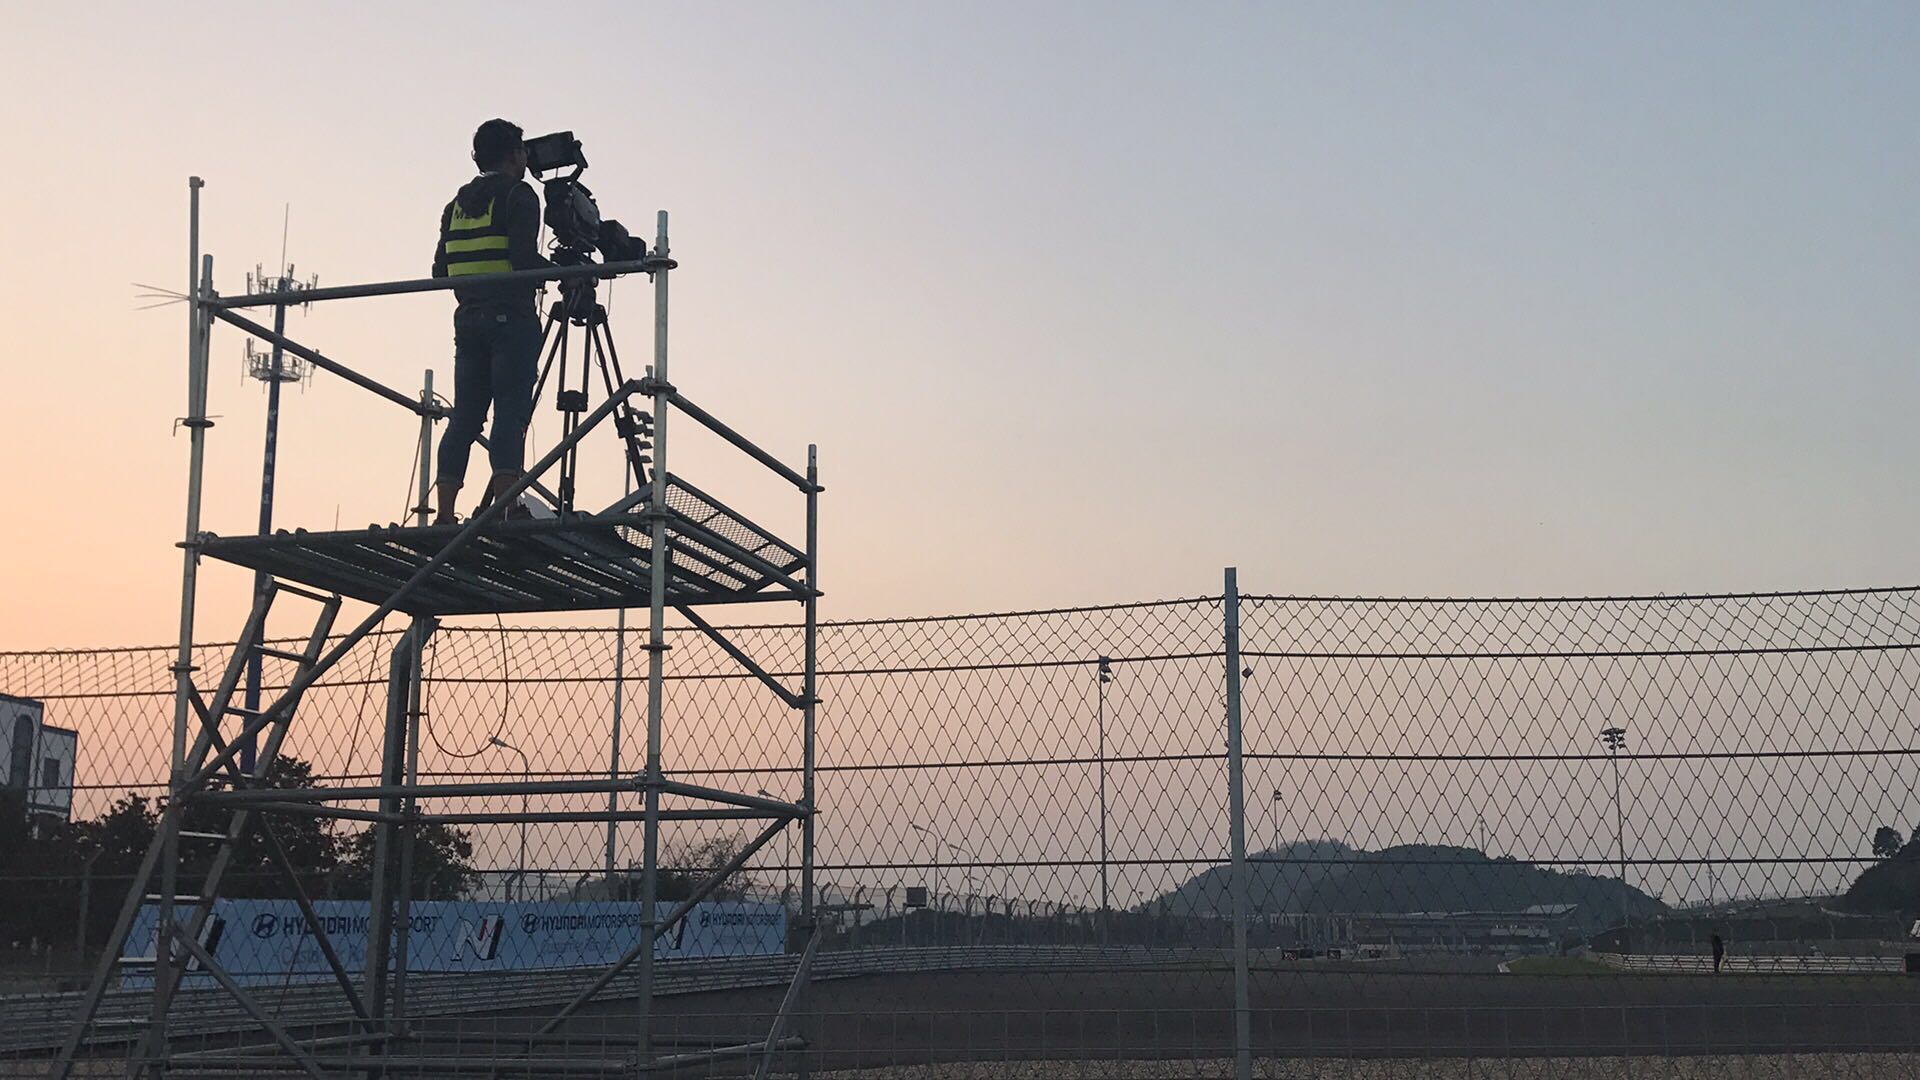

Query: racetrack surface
[808,1055,1920,1080]
[538,965,1920,1069]
[18,961,1919,1076]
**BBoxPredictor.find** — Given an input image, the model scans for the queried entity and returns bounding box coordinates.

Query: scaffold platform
[199,473,808,615]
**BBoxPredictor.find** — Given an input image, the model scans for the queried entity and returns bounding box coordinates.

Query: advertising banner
[122,899,785,988]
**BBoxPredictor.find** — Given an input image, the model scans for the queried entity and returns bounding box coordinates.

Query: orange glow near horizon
[4,4,1919,654]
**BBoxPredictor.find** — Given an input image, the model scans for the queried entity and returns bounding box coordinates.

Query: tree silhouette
[570,834,759,903]
[1841,826,1920,916]
[336,822,479,901]
[1872,826,1905,859]
[0,759,485,972]
[184,755,342,897]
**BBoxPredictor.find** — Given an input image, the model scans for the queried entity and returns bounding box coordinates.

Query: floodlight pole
[1614,744,1626,903]
[1097,655,1112,944]
[1223,567,1251,1080]
[1601,725,1629,937]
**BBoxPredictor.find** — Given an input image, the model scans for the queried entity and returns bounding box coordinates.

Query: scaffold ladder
[50,580,343,1080]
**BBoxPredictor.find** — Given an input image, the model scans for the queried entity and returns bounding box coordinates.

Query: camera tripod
[528,256,656,514]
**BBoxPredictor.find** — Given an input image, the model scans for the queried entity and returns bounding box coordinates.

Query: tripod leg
[554,314,594,515]
[533,316,578,514]
[589,320,651,492]
[528,307,566,413]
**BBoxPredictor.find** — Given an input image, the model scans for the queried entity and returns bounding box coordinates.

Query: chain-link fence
[4,582,1920,1075]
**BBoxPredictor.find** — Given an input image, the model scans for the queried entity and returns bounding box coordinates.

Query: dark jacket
[432,174,552,312]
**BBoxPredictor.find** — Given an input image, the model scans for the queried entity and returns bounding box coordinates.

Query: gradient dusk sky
[2,2,1916,649]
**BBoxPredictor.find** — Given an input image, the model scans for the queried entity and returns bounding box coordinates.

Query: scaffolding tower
[50,178,821,1078]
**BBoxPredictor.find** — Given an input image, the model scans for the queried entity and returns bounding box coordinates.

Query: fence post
[1224,567,1252,1080]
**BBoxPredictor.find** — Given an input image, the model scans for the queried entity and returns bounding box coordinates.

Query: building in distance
[2,691,77,831]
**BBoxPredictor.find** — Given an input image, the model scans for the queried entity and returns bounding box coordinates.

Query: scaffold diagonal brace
[173,931,331,1080]
[538,816,789,1034]
[674,604,804,709]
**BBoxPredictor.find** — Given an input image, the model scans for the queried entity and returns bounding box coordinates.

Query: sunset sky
[3,2,1917,650]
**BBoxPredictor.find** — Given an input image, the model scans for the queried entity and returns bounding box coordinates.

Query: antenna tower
[237,240,320,774]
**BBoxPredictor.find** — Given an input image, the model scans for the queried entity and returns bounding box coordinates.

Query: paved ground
[805,1055,1920,1079]
[535,964,1920,1070]
[17,962,1920,1076]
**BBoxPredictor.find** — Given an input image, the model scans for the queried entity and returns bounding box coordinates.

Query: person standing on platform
[1711,932,1726,973]
[430,118,552,524]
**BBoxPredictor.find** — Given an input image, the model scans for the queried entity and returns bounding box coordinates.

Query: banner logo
[457,915,505,960]
[152,914,225,971]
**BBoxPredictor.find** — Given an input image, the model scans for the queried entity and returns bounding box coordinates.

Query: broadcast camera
[523,131,647,263]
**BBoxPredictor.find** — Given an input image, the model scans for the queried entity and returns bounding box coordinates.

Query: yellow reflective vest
[441,193,513,277]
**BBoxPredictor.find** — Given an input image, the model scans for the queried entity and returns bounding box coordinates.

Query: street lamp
[758,789,793,905]
[910,822,941,926]
[1096,656,1113,944]
[489,736,530,902]
[909,821,985,908]
[945,837,983,901]
[1599,725,1628,932]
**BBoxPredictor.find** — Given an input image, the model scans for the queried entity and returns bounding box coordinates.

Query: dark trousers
[436,306,542,486]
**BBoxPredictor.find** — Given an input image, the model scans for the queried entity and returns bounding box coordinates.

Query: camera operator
[428,118,553,524]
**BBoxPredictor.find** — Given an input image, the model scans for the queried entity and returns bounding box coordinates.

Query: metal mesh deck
[198,475,807,615]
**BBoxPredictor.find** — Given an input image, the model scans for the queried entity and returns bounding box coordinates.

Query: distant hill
[1838,836,1920,916]
[1151,839,1666,930]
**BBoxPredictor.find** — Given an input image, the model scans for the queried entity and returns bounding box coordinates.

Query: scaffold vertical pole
[365,626,421,1047]
[415,369,433,525]
[1224,566,1251,1080]
[636,209,672,1065]
[799,443,820,1079]
[609,468,630,882]
[400,374,436,1027]
[152,178,207,1069]
[392,616,435,1030]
